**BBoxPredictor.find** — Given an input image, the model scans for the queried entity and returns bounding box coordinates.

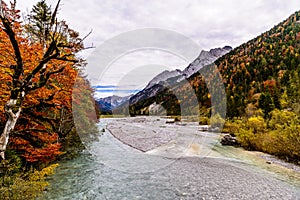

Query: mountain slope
[128,46,232,107]
[128,11,300,118]
[181,46,232,78]
[144,46,232,91]
[144,69,182,90]
[97,95,132,114]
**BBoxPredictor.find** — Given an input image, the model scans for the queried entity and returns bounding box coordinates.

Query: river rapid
[40,117,300,200]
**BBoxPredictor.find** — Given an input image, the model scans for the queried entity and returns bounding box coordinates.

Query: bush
[235,128,257,149]
[231,111,300,162]
[222,120,242,134]
[0,164,59,200]
[247,116,266,134]
[199,116,209,125]
[268,109,298,130]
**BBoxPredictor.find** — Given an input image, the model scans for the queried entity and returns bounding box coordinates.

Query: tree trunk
[0,99,22,160]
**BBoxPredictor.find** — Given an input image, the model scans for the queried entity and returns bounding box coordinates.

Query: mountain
[181,46,232,78]
[127,11,300,118]
[99,46,231,115]
[128,46,232,106]
[96,100,113,113]
[145,46,232,90]
[96,95,132,114]
[144,69,182,90]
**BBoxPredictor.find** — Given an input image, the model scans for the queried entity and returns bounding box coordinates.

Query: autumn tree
[0,0,84,160]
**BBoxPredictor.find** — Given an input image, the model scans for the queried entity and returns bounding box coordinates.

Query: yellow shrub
[223,120,242,134]
[233,113,300,161]
[0,164,59,200]
[268,109,298,130]
[199,116,209,125]
[236,128,256,149]
[247,116,266,133]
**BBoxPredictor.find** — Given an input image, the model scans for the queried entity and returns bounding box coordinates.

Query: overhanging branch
[0,14,24,82]
[27,66,65,91]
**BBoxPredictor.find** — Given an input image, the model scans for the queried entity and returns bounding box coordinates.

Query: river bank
[106,117,300,169]
[106,116,300,189]
[40,116,300,199]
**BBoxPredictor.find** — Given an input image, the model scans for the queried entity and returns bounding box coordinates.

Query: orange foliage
[0,3,89,164]
[263,79,277,92]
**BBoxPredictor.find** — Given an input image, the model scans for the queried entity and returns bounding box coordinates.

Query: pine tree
[25,0,52,44]
[273,92,281,110]
[259,92,274,118]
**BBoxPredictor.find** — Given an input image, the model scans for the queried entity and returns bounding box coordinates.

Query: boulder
[199,125,209,131]
[221,134,240,146]
[166,118,175,123]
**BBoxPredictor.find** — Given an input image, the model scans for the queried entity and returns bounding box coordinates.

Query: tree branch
[54,57,78,63]
[0,14,24,84]
[50,0,61,28]
[23,91,60,110]
[80,29,92,42]
[27,66,65,91]
[13,128,50,134]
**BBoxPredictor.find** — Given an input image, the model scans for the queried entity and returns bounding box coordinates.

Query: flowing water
[40,117,300,200]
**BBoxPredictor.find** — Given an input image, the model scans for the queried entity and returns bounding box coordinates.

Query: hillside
[113,46,231,116]
[215,11,300,118]
[129,11,300,119]
[126,11,300,162]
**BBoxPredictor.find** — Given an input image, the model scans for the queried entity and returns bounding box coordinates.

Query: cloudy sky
[14,0,300,98]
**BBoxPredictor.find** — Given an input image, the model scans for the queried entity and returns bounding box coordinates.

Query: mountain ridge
[126,46,232,109]
[127,11,300,118]
[97,46,232,114]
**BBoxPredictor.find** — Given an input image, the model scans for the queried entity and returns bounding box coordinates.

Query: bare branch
[77,46,95,52]
[51,0,61,27]
[80,29,92,42]
[0,15,24,81]
[23,40,59,85]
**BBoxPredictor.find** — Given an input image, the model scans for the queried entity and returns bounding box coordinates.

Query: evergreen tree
[25,0,52,44]
[259,92,274,118]
[273,92,281,110]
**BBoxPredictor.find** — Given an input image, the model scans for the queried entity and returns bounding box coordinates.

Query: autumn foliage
[0,1,97,165]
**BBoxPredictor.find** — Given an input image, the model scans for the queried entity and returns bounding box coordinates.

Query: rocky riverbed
[106,117,178,152]
[41,116,300,200]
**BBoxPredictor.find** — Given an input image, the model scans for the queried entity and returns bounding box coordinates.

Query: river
[40,117,300,200]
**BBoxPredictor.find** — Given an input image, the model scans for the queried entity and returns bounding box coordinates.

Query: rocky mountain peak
[209,46,233,57]
[182,46,232,78]
[146,46,232,89]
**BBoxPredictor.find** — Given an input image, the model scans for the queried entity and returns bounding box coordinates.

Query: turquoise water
[40,120,300,199]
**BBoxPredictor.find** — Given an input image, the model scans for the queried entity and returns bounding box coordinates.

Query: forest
[0,1,98,199]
